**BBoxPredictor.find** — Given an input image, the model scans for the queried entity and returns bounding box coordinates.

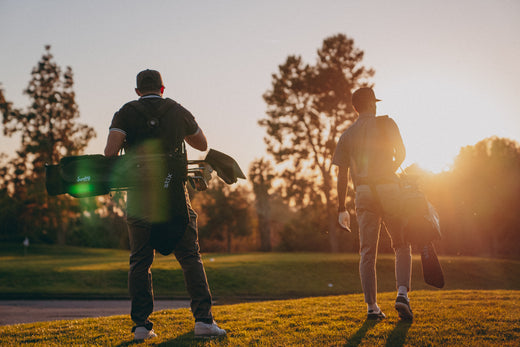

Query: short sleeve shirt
[109,95,200,219]
[109,95,199,154]
[332,113,404,185]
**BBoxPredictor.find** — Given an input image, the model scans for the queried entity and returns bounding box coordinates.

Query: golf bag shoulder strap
[375,115,391,142]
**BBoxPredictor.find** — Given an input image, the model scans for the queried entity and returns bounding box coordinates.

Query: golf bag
[399,173,444,288]
[45,149,245,198]
[399,174,441,246]
[45,149,245,255]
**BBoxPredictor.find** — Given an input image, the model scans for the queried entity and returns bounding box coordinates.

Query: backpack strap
[127,99,186,155]
[366,115,391,214]
[375,115,389,140]
[127,99,176,130]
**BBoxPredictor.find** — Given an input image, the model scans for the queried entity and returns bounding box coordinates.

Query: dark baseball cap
[136,69,163,92]
[352,87,381,108]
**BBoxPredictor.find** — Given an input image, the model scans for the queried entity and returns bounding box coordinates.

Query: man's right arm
[185,128,208,151]
[336,165,351,231]
[337,166,349,212]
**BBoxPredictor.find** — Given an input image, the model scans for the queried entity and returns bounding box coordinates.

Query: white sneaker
[133,326,157,340]
[194,321,227,338]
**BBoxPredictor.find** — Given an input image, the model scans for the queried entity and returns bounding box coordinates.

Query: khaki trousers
[355,183,412,305]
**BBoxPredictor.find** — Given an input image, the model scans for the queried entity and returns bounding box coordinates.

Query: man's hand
[338,210,351,232]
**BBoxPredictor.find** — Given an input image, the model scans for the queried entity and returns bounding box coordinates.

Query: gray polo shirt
[332,113,404,186]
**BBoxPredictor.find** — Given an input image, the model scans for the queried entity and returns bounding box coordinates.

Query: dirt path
[0,300,190,326]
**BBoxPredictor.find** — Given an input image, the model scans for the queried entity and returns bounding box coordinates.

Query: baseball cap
[352,87,381,108]
[136,69,163,92]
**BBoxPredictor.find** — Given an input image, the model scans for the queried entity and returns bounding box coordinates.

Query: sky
[1,0,519,174]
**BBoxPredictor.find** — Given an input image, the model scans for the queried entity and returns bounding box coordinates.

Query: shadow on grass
[112,332,228,347]
[156,332,228,346]
[113,339,141,347]
[385,320,412,347]
[344,319,380,347]
[344,319,412,347]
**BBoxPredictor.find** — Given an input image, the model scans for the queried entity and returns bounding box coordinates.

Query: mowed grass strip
[1,244,520,298]
[0,290,519,346]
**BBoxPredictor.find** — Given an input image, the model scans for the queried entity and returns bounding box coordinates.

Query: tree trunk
[322,171,339,253]
[227,229,232,253]
[256,190,272,252]
[51,198,67,246]
[258,214,272,252]
[57,223,66,245]
[327,208,339,253]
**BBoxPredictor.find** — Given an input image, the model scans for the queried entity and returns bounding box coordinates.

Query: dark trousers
[127,207,213,326]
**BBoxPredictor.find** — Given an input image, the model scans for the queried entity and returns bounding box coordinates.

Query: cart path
[0,300,190,326]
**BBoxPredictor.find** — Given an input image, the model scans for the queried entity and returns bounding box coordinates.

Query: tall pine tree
[0,45,96,244]
[260,34,374,252]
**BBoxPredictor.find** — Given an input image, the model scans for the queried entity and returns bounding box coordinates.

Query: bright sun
[377,76,499,174]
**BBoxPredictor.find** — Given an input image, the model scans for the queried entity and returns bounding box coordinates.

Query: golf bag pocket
[127,154,189,256]
[400,176,441,246]
[46,155,115,197]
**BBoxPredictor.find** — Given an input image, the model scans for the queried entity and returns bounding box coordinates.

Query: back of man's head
[352,87,380,113]
[136,69,163,94]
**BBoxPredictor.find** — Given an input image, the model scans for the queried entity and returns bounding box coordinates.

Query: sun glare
[402,122,462,174]
[407,146,456,173]
[378,74,500,175]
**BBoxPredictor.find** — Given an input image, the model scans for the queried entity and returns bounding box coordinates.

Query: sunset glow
[376,73,508,173]
[1,1,519,175]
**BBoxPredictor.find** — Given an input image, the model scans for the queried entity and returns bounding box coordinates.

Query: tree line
[1,40,519,258]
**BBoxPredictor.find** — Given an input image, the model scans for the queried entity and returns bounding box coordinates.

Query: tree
[0,45,96,244]
[421,136,520,257]
[449,137,520,256]
[198,181,253,253]
[249,158,275,251]
[260,34,374,252]
[0,176,23,242]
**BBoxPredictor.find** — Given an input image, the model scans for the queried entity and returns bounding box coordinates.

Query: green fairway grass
[1,244,519,299]
[0,290,519,346]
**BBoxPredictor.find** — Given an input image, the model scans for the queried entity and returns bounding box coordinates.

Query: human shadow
[156,332,228,346]
[113,332,227,347]
[384,320,413,347]
[344,319,380,347]
[113,339,142,347]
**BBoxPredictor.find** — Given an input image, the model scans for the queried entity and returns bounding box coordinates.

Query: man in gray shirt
[332,87,413,321]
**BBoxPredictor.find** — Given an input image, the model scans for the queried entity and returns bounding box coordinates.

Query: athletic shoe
[133,326,157,340]
[194,321,227,338]
[367,309,386,320]
[395,295,413,320]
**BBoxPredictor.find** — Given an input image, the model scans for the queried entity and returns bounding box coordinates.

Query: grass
[1,244,519,299]
[0,290,519,346]
[1,245,519,345]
